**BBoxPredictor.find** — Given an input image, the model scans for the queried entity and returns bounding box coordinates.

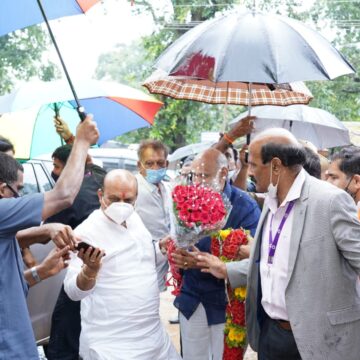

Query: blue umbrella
[0,79,163,159]
[0,0,101,119]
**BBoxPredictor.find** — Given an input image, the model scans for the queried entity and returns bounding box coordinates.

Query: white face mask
[267,163,280,199]
[103,202,134,225]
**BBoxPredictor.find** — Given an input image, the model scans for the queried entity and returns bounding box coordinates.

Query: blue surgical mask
[145,168,167,184]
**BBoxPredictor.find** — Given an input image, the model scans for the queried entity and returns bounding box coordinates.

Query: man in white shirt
[197,128,360,360]
[64,169,180,360]
[135,140,171,291]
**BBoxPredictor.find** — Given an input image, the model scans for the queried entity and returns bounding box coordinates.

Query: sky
[46,0,160,80]
[42,0,338,83]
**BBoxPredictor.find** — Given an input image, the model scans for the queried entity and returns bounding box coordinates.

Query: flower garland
[166,239,183,296]
[211,228,251,360]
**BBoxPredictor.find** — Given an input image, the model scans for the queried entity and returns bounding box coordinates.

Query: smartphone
[76,241,106,257]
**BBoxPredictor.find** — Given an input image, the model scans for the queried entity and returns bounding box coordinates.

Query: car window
[34,163,53,192]
[42,160,54,175]
[22,163,39,195]
[94,157,138,173]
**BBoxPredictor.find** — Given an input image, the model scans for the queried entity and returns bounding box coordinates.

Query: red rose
[223,344,244,359]
[226,299,246,326]
[211,238,220,257]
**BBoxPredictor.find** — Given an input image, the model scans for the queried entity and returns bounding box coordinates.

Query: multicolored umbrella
[0,0,101,119]
[0,79,163,159]
[0,0,99,37]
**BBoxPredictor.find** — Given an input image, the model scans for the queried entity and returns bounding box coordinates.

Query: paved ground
[160,289,257,360]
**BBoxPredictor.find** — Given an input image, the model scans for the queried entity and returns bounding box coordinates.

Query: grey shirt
[135,174,171,291]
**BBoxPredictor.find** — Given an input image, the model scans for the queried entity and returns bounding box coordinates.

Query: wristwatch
[30,266,42,283]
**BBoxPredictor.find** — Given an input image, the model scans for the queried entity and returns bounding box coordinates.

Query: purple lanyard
[268,201,295,264]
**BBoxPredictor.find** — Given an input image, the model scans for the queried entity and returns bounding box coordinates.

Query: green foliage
[0,26,59,94]
[96,0,360,149]
[305,0,360,121]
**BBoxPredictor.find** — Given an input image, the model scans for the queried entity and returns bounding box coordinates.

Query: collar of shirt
[137,173,163,194]
[265,168,306,214]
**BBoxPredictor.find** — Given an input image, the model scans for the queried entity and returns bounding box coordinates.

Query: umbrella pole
[221,82,229,133]
[244,83,253,162]
[36,0,86,121]
[53,102,64,145]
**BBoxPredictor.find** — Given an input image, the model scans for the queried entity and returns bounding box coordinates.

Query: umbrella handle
[36,0,86,122]
[77,106,87,121]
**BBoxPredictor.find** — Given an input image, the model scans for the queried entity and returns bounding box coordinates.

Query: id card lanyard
[267,200,295,276]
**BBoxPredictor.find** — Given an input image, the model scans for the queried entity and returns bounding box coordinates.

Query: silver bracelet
[30,266,42,283]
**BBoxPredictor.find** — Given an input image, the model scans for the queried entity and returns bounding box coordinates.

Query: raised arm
[42,115,99,221]
[214,116,255,154]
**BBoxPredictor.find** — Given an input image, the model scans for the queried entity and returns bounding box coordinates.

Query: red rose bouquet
[170,184,232,248]
[211,228,252,360]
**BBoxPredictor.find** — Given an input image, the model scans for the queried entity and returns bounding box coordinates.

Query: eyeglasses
[141,160,167,169]
[6,183,20,198]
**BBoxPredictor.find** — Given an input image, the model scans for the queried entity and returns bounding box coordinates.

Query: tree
[97,0,239,150]
[0,26,59,94]
[96,0,359,149]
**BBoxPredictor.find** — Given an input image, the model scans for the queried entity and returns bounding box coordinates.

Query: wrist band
[223,133,234,144]
[65,134,75,144]
[30,266,42,283]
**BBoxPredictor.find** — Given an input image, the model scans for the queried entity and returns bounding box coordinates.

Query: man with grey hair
[64,169,180,360]
[135,139,172,291]
[172,148,260,360]
[198,128,360,360]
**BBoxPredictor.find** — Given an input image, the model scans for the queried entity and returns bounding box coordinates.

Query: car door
[22,160,64,345]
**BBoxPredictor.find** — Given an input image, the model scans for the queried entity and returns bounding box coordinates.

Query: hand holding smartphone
[76,241,105,257]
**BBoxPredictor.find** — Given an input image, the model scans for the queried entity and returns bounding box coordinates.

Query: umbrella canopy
[0,80,163,159]
[0,0,101,119]
[155,9,355,84]
[231,105,351,149]
[144,70,313,106]
[0,0,99,36]
[168,141,216,163]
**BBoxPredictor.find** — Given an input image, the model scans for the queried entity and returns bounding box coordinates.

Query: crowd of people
[1,114,360,360]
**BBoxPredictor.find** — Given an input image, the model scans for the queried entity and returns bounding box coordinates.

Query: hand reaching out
[195,252,227,279]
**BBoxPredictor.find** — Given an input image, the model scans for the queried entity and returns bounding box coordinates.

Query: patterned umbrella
[143,71,312,107]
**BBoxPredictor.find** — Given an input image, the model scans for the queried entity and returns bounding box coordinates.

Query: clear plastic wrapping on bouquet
[169,182,232,248]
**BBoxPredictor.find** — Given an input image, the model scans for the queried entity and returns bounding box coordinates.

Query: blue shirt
[174,182,260,325]
[0,194,44,360]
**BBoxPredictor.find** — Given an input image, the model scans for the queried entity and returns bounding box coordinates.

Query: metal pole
[36,0,86,121]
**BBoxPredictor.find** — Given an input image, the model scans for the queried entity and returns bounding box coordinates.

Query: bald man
[64,170,180,360]
[172,148,260,360]
[216,128,360,360]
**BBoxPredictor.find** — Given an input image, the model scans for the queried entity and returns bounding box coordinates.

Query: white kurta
[64,209,180,360]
